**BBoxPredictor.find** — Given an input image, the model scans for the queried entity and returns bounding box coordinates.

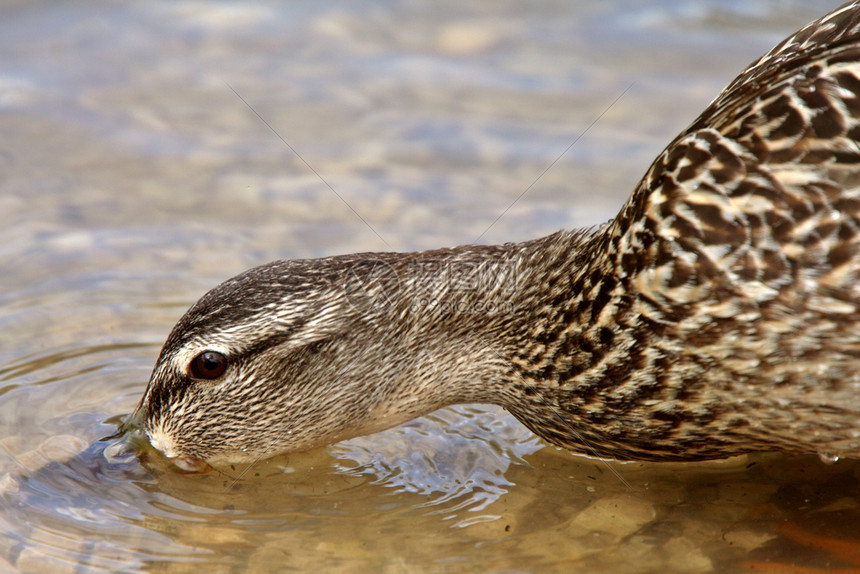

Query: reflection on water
[334,405,543,519]
[0,0,854,572]
[5,417,860,572]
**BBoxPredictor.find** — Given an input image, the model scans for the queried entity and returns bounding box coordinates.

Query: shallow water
[2,0,858,572]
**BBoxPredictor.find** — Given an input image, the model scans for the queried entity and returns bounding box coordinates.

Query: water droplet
[818,452,840,464]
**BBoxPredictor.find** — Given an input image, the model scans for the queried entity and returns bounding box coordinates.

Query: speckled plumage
[135,2,860,466]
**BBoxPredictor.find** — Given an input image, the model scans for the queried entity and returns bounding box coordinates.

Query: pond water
[2,0,858,572]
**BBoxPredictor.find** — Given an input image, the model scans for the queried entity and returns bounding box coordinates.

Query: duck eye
[189,351,228,380]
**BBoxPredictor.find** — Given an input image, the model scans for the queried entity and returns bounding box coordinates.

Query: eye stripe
[236,332,300,360]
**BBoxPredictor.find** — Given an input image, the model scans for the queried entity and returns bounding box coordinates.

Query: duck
[131,1,860,471]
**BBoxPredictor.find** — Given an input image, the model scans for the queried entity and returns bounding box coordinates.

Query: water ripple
[332,404,543,520]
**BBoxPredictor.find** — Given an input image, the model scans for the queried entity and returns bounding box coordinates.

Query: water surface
[2,1,857,572]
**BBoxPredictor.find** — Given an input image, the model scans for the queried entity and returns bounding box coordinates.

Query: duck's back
[560,1,860,459]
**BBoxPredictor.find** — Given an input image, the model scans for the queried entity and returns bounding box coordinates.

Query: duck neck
[374,227,614,410]
[502,227,625,392]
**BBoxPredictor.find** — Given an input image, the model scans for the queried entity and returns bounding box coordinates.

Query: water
[2,1,858,572]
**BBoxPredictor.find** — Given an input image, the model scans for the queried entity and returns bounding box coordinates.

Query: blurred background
[0,1,852,573]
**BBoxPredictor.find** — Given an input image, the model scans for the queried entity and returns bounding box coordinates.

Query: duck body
[135,1,860,467]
